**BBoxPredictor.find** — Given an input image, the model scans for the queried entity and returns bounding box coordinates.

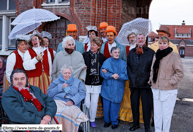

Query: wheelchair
[80,103,90,132]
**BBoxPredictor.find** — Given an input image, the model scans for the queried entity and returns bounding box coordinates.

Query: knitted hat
[105,26,117,36]
[66,24,78,32]
[99,22,108,29]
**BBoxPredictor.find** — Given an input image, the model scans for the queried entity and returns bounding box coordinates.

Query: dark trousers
[130,88,153,129]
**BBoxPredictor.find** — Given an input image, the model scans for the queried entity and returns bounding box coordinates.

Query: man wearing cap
[100,26,127,61]
[57,24,84,54]
[150,25,179,53]
[99,22,108,43]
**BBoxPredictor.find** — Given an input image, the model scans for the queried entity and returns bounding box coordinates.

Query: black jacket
[83,51,106,85]
[127,46,155,88]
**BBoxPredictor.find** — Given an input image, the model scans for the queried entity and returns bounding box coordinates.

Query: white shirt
[6,50,25,82]
[108,42,117,53]
[129,43,136,50]
[23,47,52,77]
[45,47,56,58]
[86,42,91,52]
[151,88,178,102]
[102,37,108,43]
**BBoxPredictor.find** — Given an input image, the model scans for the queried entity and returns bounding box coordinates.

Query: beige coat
[149,52,183,90]
[51,50,86,82]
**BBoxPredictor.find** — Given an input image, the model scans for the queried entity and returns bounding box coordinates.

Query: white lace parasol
[11,7,60,25]
[117,18,152,46]
[8,22,41,40]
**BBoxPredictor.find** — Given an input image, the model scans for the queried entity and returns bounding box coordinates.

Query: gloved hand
[36,53,43,61]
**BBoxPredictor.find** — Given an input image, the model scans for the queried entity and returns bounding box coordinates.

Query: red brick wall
[121,0,136,26]
[14,0,152,36]
[185,47,193,56]
[15,0,34,15]
[74,0,122,35]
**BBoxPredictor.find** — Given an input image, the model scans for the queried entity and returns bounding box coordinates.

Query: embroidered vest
[12,50,24,70]
[26,49,42,78]
[84,43,88,51]
[126,46,130,57]
[43,49,50,76]
[104,42,111,59]
[48,48,54,62]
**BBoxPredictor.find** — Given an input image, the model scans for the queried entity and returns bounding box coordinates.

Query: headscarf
[59,72,74,93]
[0,57,6,85]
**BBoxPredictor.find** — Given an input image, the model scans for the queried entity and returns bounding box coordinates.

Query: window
[0,0,16,11]
[148,37,151,42]
[0,0,16,50]
[44,17,71,51]
[47,0,69,3]
[0,19,2,46]
[42,0,70,6]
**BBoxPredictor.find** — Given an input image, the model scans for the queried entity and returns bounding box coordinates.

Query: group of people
[0,18,184,132]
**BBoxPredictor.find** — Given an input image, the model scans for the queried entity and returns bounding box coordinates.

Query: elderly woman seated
[47,64,88,132]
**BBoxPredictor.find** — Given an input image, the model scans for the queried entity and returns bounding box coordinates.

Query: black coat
[127,46,155,88]
[83,51,106,85]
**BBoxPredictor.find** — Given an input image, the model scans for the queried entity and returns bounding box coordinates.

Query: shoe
[129,125,140,131]
[90,122,97,128]
[145,128,152,132]
[78,126,83,132]
[104,122,112,128]
[111,124,118,130]
[151,119,154,127]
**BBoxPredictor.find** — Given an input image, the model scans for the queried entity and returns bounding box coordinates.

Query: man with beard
[127,34,154,132]
[100,26,127,61]
[57,24,84,54]
[2,68,56,124]
[99,22,108,43]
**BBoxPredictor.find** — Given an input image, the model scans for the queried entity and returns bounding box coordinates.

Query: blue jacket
[47,77,86,108]
[100,40,127,61]
[100,57,128,103]
[57,39,84,54]
[2,85,57,124]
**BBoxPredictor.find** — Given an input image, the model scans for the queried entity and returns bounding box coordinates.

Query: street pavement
[91,57,193,132]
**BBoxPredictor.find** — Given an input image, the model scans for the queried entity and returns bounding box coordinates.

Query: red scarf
[104,42,111,59]
[136,44,146,55]
[13,85,43,111]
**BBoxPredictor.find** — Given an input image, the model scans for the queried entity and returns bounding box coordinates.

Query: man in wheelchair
[2,68,57,124]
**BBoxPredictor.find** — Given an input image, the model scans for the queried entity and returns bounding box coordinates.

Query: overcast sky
[149,0,193,33]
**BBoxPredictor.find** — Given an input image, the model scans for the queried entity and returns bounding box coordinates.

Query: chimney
[182,20,185,25]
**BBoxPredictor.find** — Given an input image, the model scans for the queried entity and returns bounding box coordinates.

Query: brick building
[0,0,152,56]
[148,31,158,45]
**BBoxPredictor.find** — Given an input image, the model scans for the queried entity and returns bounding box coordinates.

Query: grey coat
[51,50,86,81]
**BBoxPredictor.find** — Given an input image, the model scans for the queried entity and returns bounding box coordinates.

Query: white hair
[62,36,75,48]
[60,64,73,74]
